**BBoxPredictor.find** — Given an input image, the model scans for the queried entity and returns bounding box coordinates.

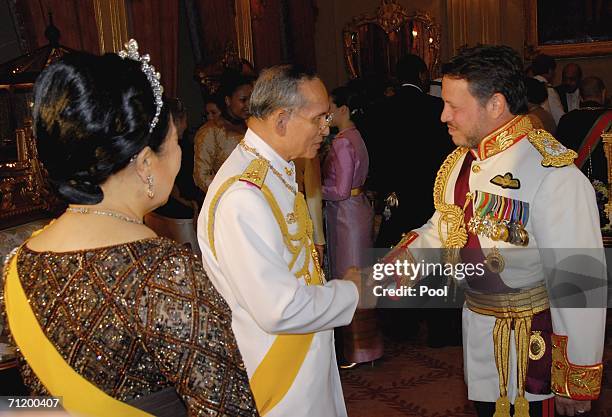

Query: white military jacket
[198,128,359,417]
[391,115,606,403]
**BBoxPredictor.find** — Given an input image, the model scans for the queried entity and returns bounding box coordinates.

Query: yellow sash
[4,250,153,417]
[208,163,322,415]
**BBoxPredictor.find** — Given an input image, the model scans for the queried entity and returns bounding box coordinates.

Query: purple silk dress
[322,126,383,363]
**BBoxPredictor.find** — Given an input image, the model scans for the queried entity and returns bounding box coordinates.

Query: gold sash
[4,249,153,417]
[208,167,323,415]
[465,285,550,417]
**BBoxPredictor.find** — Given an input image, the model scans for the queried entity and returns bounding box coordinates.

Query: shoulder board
[239,158,269,188]
[527,129,577,167]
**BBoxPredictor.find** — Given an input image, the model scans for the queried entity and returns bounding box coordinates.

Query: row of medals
[468,214,529,247]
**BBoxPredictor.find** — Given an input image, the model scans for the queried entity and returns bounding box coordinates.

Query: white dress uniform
[198,128,359,417]
[387,115,606,408]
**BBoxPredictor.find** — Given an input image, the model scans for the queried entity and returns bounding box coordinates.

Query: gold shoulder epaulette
[239,158,269,188]
[527,129,577,167]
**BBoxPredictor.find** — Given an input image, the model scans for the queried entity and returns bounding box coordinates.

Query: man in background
[555,63,583,113]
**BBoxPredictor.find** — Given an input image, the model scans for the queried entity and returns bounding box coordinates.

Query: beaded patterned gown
[1,237,258,416]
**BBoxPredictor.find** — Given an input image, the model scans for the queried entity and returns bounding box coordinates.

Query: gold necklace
[66,206,144,224]
[240,140,297,195]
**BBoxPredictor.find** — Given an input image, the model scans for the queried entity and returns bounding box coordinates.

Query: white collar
[242,128,296,184]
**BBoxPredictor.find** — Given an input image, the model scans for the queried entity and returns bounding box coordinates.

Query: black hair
[218,70,254,101]
[442,45,528,115]
[205,93,224,109]
[33,51,171,204]
[330,85,366,125]
[531,54,556,76]
[396,54,427,84]
[525,77,548,105]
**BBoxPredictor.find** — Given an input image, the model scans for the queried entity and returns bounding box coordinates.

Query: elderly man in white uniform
[384,45,606,417]
[198,65,361,417]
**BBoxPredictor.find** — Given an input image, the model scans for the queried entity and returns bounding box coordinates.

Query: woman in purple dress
[322,86,383,366]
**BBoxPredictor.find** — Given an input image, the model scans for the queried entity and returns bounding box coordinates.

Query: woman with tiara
[1,41,258,417]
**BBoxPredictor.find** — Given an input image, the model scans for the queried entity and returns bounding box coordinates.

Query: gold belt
[465,285,550,417]
[350,187,364,196]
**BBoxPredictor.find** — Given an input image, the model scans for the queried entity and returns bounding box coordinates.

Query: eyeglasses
[291,111,334,132]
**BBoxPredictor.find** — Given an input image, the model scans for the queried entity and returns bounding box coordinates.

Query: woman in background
[193,71,253,193]
[322,85,383,367]
[1,45,257,416]
[204,93,223,123]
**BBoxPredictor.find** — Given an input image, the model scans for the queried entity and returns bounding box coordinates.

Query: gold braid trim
[207,170,321,285]
[477,115,533,160]
[527,129,577,167]
[208,175,242,259]
[433,147,470,259]
[467,285,550,417]
[551,334,603,400]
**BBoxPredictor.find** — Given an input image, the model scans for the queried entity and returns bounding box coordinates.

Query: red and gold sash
[575,110,612,168]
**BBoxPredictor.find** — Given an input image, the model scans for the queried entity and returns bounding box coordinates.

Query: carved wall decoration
[343,0,441,80]
[0,15,67,229]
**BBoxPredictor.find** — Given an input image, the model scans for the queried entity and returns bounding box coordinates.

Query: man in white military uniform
[384,46,606,417]
[198,66,360,417]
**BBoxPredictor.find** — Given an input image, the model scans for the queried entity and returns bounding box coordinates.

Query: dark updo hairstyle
[330,85,366,125]
[33,51,171,205]
[525,77,548,105]
[217,69,254,116]
[218,70,254,104]
[442,45,528,115]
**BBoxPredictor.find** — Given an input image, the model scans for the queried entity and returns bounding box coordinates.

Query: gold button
[472,165,481,173]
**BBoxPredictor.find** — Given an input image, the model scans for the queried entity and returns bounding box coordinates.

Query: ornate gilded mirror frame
[343,0,441,80]
[0,84,58,229]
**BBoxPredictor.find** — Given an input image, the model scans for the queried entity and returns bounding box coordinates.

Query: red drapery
[197,0,237,65]
[250,0,282,70]
[287,0,316,71]
[15,0,99,53]
[128,0,179,98]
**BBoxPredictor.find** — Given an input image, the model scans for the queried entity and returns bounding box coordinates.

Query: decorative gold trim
[477,116,532,160]
[343,1,440,79]
[529,331,546,361]
[484,246,505,273]
[466,285,549,414]
[93,0,129,54]
[432,147,469,256]
[527,129,577,168]
[234,0,254,66]
[551,334,603,400]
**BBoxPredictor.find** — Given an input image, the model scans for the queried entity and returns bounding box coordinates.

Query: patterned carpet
[342,313,612,417]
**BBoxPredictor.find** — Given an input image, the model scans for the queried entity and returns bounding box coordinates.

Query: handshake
[342,239,417,309]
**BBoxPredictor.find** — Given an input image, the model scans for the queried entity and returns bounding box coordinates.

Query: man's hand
[314,244,325,266]
[555,396,591,416]
[343,267,377,309]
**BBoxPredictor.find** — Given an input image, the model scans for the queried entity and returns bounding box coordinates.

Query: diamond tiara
[118,39,164,133]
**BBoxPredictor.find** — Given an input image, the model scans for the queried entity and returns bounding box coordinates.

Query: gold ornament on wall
[343,0,441,80]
